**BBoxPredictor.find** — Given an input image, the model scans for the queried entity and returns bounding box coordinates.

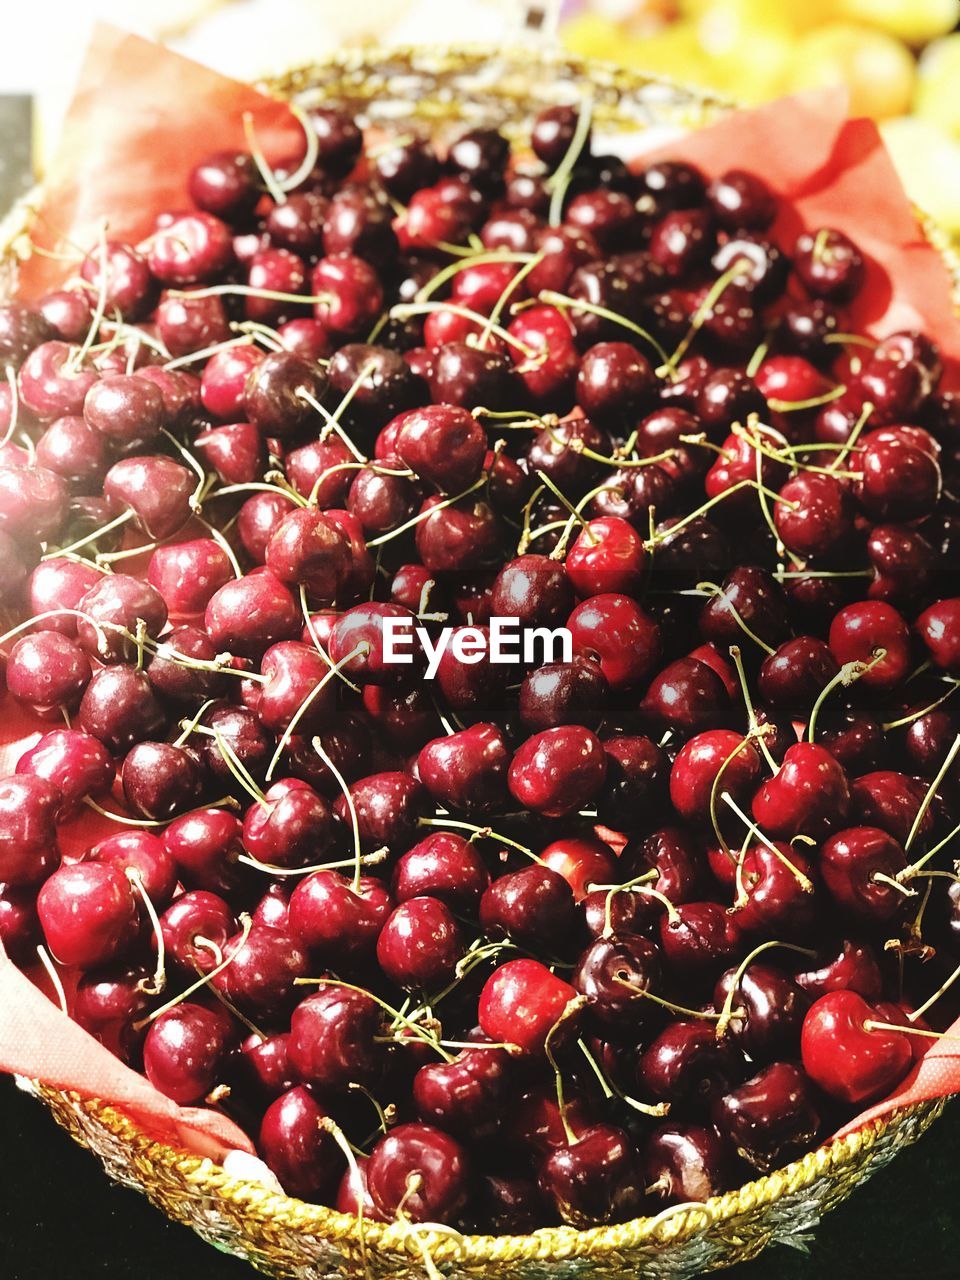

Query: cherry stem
[694,588,775,657]
[807,650,888,743]
[137,913,253,1029]
[865,1020,951,1041]
[715,939,816,1039]
[200,726,267,806]
[721,792,815,893]
[531,468,595,551]
[545,92,594,226]
[308,735,364,891]
[299,586,361,693]
[416,816,541,863]
[904,733,960,854]
[206,479,307,508]
[827,401,875,474]
[728,643,779,772]
[538,289,669,365]
[35,945,68,1014]
[543,996,588,1144]
[297,976,455,1062]
[365,475,486,549]
[661,260,753,372]
[633,885,680,924]
[709,733,766,855]
[415,251,537,305]
[482,250,547,346]
[612,975,720,1020]
[127,870,166,996]
[901,816,960,880]
[883,680,960,732]
[909,956,960,1023]
[82,796,168,828]
[238,847,388,878]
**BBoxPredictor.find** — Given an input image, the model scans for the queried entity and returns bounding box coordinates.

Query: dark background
[0,1076,954,1280]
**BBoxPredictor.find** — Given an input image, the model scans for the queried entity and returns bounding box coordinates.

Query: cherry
[0,462,68,544]
[0,885,41,964]
[201,344,264,420]
[419,723,511,815]
[596,736,668,831]
[335,1157,384,1221]
[649,208,714,280]
[828,601,911,691]
[189,149,258,220]
[134,365,201,428]
[333,771,428,852]
[146,539,234,621]
[774,473,855,561]
[489,556,573,629]
[288,870,392,964]
[540,836,617,903]
[541,1124,643,1228]
[73,963,153,1058]
[78,665,168,754]
[367,1123,470,1224]
[850,771,934,846]
[478,959,580,1054]
[264,507,350,602]
[730,844,816,938]
[147,212,234,285]
[102,455,195,541]
[374,135,439,200]
[527,414,609,494]
[284,437,352,504]
[820,826,908,922]
[794,228,864,302]
[712,1061,820,1173]
[160,890,236,973]
[259,1086,342,1201]
[279,317,332,363]
[234,1032,295,1103]
[121,741,203,822]
[0,774,61,885]
[15,728,114,814]
[376,896,463,989]
[204,571,300,659]
[867,525,937,605]
[328,344,420,429]
[707,169,775,230]
[213,923,309,1019]
[254,641,336,734]
[573,934,661,1038]
[640,656,730,739]
[242,778,335,869]
[36,414,108,489]
[143,1003,235,1105]
[201,704,272,788]
[288,985,384,1091]
[156,290,230,357]
[568,593,661,690]
[37,862,139,968]
[659,901,740,977]
[565,517,648,598]
[793,937,883,1002]
[395,403,486,492]
[413,1047,513,1141]
[243,350,327,438]
[752,742,850,840]
[312,255,383,337]
[415,493,502,573]
[714,962,808,1062]
[18,342,98,422]
[638,1020,744,1106]
[916,598,960,674]
[0,302,55,366]
[698,568,786,652]
[237,490,298,563]
[162,807,244,894]
[392,833,490,912]
[5,631,91,717]
[857,437,941,522]
[508,726,607,818]
[801,990,912,1104]
[519,659,607,733]
[252,883,292,932]
[669,729,760,825]
[643,1124,729,1206]
[566,190,641,252]
[758,637,839,712]
[481,865,577,952]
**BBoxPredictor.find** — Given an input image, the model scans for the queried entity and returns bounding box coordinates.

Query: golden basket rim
[3,41,956,1268]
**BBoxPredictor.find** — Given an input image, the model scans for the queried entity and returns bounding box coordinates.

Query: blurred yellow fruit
[787,22,916,119]
[916,35,960,137]
[881,116,960,235]
[564,15,712,85]
[679,0,835,30]
[840,0,960,46]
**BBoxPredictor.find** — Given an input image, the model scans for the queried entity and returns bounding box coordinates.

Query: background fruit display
[562,0,960,235]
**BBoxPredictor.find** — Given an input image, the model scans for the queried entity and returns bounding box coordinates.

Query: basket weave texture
[7,42,956,1279]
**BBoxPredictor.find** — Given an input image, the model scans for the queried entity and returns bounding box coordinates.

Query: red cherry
[148,213,233,285]
[162,807,243,894]
[413,1047,513,1141]
[288,870,393,964]
[801,990,912,1104]
[567,593,662,689]
[147,539,234,618]
[376,896,463,988]
[37,862,139,968]
[5,631,91,718]
[288,984,383,1091]
[0,775,61,885]
[774,473,855,561]
[242,778,335,869]
[480,865,577,951]
[541,1124,643,1228]
[712,1061,820,1173]
[916,598,960,674]
[418,723,511,815]
[508,726,607,818]
[820,826,908,922]
[194,422,265,486]
[392,833,490,912]
[478,958,580,1053]
[16,728,115,812]
[367,1123,469,1224]
[258,1086,343,1200]
[204,571,300,659]
[565,517,648,598]
[751,742,850,840]
[669,729,760,825]
[143,1003,235,1105]
[539,836,617,902]
[828,601,911,690]
[160,890,236,973]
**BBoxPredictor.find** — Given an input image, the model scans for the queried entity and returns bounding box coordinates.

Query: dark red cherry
[801,990,911,1104]
[200,344,264,420]
[258,1086,342,1201]
[15,728,113,815]
[638,1020,744,1106]
[374,135,440,200]
[413,1047,513,1141]
[243,350,327,438]
[392,833,490,912]
[669,730,760,825]
[143,1003,235,1105]
[395,403,486,492]
[418,723,510,815]
[713,963,809,1061]
[640,656,730,739]
[148,213,233,285]
[793,937,883,1002]
[480,865,577,952]
[0,775,61,886]
[204,571,300,659]
[201,704,272,790]
[573,934,661,1038]
[265,507,350,602]
[189,149,258,219]
[5,631,91,717]
[752,742,850,840]
[508,726,607,819]
[659,901,739,977]
[712,1061,820,1173]
[288,985,384,1091]
[0,885,41,963]
[774,473,855,561]
[333,771,428,853]
[649,208,714,279]
[242,778,335,869]
[758,637,839,713]
[794,228,864,301]
[916,598,960,674]
[213,923,309,1019]
[376,896,463,989]
[541,1125,643,1228]
[37,862,139,968]
[73,573,168,665]
[415,494,502,573]
[312,255,383,337]
[519,658,608,732]
[35,414,107,489]
[820,826,908,921]
[27,557,102,636]
[121,741,203,822]
[288,870,392,964]
[730,844,816,939]
[254,641,336,734]
[568,593,662,690]
[490,556,573,628]
[707,169,776,230]
[596,736,668,831]
[78,665,168,754]
[160,890,236,973]
[857,437,941,522]
[828,601,911,691]
[162,807,244,894]
[367,1123,469,1224]
[643,1124,730,1206]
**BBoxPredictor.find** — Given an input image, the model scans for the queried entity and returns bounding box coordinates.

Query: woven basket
[7,42,957,1279]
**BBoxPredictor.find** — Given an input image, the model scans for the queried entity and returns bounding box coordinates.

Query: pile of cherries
[3,95,960,1236]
